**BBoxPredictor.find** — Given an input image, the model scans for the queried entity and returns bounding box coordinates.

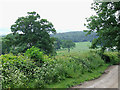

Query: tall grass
[46,51,108,88]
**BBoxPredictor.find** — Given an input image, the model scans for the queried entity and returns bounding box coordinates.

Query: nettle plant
[0,53,36,88]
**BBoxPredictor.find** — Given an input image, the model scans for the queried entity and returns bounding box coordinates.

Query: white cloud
[0,0,95,33]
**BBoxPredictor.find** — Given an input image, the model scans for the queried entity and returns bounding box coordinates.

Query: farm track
[71,65,119,89]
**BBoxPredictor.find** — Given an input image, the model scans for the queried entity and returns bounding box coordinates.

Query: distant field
[57,42,91,56]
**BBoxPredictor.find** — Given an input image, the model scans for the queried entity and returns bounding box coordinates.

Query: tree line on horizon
[1,30,97,54]
[51,31,98,42]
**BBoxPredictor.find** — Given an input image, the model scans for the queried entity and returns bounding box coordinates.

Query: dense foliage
[85,2,120,52]
[0,46,107,88]
[2,11,56,55]
[1,47,54,88]
[51,31,97,42]
[103,52,120,65]
[1,53,36,88]
[54,38,62,50]
[24,46,53,66]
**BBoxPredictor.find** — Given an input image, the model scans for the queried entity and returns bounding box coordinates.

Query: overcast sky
[0,0,95,35]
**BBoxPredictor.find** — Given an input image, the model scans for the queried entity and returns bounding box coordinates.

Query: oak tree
[85,2,120,52]
[5,11,56,54]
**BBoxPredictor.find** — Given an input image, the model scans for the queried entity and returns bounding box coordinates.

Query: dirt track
[72,65,119,88]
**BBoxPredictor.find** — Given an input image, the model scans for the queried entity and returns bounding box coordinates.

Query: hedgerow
[0,46,108,88]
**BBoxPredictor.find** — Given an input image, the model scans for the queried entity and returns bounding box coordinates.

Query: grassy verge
[46,64,109,88]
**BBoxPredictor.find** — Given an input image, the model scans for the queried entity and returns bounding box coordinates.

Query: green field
[57,42,91,56]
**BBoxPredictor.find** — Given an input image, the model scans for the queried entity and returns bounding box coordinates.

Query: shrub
[103,52,120,65]
[2,67,28,88]
[25,46,53,66]
[0,49,54,88]
[0,53,37,88]
[1,53,36,76]
[68,52,105,75]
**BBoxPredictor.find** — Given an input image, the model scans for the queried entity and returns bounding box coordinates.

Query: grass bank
[46,64,108,88]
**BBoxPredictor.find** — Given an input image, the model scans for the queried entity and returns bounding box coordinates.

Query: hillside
[51,31,97,42]
[1,31,97,43]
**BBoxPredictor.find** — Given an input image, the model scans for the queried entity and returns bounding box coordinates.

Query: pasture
[56,42,91,56]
